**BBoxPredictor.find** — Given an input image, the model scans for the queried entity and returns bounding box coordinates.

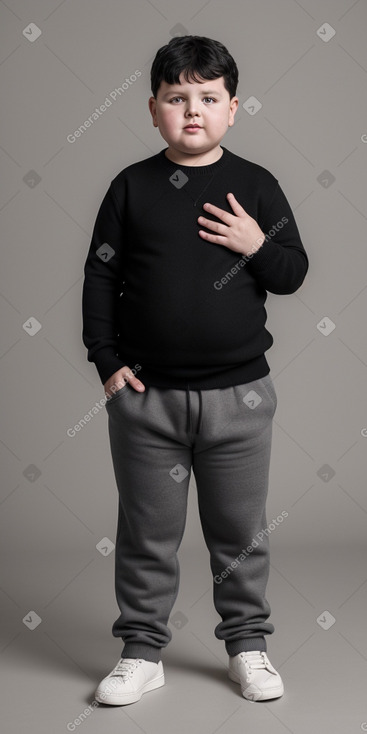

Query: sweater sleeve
[81,181,126,386]
[245,181,309,294]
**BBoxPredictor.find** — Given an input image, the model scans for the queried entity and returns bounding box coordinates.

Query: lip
[184,125,202,129]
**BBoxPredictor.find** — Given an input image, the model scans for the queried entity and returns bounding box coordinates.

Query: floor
[2,543,366,734]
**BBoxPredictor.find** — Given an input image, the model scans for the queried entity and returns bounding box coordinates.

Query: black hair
[150,35,238,99]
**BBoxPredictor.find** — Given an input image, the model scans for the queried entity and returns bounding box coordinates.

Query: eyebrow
[162,90,222,98]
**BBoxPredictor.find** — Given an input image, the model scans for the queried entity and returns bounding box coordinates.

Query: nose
[185,103,200,118]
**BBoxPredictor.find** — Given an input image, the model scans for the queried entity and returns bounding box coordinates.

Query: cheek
[159,109,179,128]
[206,108,229,127]
[209,114,227,131]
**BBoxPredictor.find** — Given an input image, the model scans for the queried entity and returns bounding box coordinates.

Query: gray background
[1,0,367,732]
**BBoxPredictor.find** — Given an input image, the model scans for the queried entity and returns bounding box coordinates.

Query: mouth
[184,124,202,129]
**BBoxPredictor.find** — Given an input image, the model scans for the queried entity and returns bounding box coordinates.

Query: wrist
[241,233,265,258]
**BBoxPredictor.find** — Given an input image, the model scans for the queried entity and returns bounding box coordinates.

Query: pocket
[105,382,131,406]
[259,373,277,413]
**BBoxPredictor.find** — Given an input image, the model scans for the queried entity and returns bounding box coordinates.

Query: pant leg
[191,374,277,656]
[105,383,192,663]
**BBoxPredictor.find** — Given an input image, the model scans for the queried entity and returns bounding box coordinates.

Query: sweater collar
[158,145,230,176]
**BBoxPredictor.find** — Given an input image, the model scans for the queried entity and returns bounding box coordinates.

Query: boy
[82,35,308,705]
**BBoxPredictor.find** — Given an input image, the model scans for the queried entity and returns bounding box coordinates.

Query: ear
[228,96,239,127]
[148,96,158,127]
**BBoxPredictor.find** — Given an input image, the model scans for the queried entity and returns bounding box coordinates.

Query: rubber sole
[228,668,284,701]
[95,671,165,706]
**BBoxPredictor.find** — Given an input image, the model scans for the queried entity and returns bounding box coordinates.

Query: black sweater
[82,146,308,389]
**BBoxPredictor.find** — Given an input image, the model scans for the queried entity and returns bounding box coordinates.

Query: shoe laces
[240,651,268,673]
[111,658,142,679]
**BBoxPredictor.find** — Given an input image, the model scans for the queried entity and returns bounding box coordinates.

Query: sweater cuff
[245,237,275,272]
[91,348,126,387]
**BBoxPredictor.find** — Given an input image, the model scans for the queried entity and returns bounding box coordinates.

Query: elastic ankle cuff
[121,643,162,663]
[226,637,267,656]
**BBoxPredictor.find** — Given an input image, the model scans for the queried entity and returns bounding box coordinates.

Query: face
[149,72,238,159]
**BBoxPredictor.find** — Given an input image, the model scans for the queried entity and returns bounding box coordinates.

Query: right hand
[104,366,145,398]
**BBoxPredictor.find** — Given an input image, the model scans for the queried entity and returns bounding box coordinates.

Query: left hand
[198,192,265,257]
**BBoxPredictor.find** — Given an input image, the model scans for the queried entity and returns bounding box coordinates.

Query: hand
[197,192,265,256]
[104,366,145,398]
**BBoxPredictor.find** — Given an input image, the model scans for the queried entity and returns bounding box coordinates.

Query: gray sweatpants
[105,374,277,663]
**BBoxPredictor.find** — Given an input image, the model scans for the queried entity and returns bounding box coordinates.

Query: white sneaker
[228,650,284,701]
[95,657,165,705]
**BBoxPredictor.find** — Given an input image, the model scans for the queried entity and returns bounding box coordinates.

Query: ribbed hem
[226,637,267,656]
[121,642,162,663]
[158,145,231,176]
[89,347,126,387]
[127,354,270,390]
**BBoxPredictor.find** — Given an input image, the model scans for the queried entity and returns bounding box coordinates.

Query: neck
[164,145,223,167]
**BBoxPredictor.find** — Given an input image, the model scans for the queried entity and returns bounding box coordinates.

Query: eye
[170,96,183,103]
[203,97,216,103]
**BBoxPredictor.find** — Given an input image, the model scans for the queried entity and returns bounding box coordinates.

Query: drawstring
[185,385,202,434]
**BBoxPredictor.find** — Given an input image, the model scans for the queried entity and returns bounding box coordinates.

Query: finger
[202,201,234,225]
[226,192,247,216]
[123,370,145,392]
[198,230,228,246]
[129,377,145,392]
[197,216,228,235]
[107,370,145,396]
